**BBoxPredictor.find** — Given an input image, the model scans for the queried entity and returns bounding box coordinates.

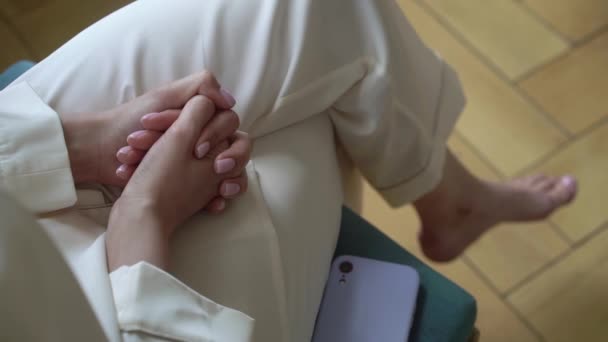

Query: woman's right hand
[106,95,252,271]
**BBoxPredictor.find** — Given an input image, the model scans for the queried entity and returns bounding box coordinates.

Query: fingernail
[127,131,145,142]
[195,142,210,159]
[141,112,159,122]
[222,183,241,197]
[116,165,128,179]
[215,158,236,174]
[116,146,130,158]
[216,199,226,211]
[220,88,236,107]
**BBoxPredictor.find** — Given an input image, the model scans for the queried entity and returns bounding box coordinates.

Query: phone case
[312,255,419,342]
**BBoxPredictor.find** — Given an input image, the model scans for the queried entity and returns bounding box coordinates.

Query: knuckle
[200,70,219,86]
[191,95,215,112]
[241,178,249,193]
[204,131,219,145]
[171,124,191,137]
[220,110,240,131]
[240,132,253,149]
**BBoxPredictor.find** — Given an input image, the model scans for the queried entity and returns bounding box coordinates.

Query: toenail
[215,158,235,174]
[561,175,576,188]
[222,183,241,197]
[195,142,210,159]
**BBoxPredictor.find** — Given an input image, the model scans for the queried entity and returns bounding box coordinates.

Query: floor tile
[399,0,567,176]
[449,135,569,292]
[422,0,568,79]
[509,227,608,342]
[11,0,132,59]
[524,0,608,41]
[520,32,608,134]
[360,179,423,257]
[532,122,608,242]
[432,260,540,342]
[0,19,33,70]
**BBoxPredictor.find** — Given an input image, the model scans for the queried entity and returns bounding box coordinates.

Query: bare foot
[414,153,577,262]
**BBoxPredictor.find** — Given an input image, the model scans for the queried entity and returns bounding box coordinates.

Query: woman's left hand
[114,108,250,214]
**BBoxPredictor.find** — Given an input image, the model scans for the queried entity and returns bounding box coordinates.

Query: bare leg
[414,150,577,262]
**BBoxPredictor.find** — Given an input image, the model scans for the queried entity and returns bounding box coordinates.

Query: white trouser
[1,0,464,341]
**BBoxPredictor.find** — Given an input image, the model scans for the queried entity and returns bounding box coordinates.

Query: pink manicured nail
[220,88,236,107]
[116,146,130,158]
[222,183,241,197]
[216,199,226,211]
[127,130,145,142]
[195,142,210,159]
[116,165,128,179]
[215,158,236,174]
[141,112,160,122]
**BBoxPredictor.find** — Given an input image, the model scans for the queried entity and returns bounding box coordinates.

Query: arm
[0,71,239,213]
[105,95,254,341]
[0,72,253,341]
[0,82,77,213]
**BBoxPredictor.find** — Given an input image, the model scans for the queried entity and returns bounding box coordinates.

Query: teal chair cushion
[2,61,476,342]
[0,61,35,90]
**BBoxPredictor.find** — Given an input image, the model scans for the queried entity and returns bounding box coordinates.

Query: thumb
[160,71,236,110]
[170,95,216,143]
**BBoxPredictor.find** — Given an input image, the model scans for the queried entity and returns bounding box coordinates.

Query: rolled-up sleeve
[0,82,77,213]
[110,262,255,342]
[329,0,465,207]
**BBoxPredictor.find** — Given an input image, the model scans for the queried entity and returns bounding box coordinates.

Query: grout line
[514,115,608,177]
[462,256,546,342]
[569,220,608,250]
[517,1,572,46]
[505,222,608,298]
[547,219,575,246]
[452,131,507,179]
[413,0,517,82]
[414,0,573,142]
[572,24,608,48]
[503,299,547,342]
[513,49,569,84]
[511,80,573,139]
[502,246,572,298]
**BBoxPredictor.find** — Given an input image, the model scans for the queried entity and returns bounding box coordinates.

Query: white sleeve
[328,0,466,207]
[0,82,77,213]
[110,262,254,342]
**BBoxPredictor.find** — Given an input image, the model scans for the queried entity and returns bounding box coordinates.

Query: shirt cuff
[0,82,77,213]
[110,262,254,342]
[380,63,466,207]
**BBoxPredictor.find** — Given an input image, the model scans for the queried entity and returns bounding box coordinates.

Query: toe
[536,177,559,192]
[529,174,548,186]
[513,174,547,189]
[548,175,577,206]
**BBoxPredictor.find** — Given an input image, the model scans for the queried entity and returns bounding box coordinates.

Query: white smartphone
[312,255,420,342]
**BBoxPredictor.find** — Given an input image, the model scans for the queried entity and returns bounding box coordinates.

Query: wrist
[59,112,106,184]
[107,198,171,272]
